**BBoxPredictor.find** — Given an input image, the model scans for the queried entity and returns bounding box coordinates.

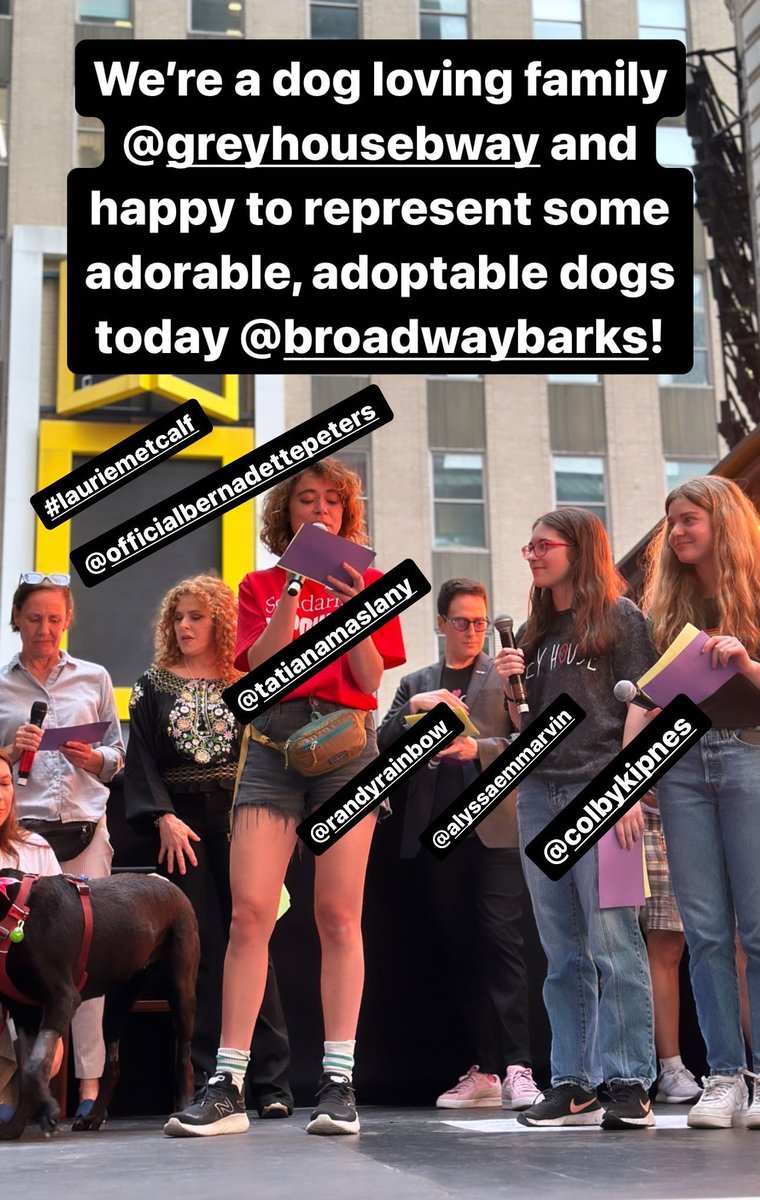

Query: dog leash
[0,874,93,1006]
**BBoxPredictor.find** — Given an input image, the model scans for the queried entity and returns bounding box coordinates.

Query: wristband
[154,813,168,828]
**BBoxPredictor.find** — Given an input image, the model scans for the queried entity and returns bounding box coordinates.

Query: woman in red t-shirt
[166,458,405,1141]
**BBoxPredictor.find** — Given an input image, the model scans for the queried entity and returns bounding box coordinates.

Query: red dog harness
[0,873,94,1008]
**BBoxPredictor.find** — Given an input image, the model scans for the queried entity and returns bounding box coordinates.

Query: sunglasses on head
[19,572,71,586]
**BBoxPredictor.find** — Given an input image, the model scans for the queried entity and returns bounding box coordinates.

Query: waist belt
[0,874,93,1007]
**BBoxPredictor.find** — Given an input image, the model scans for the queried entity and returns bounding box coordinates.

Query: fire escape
[686,48,760,448]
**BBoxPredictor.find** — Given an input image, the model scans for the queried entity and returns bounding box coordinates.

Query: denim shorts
[234,698,379,824]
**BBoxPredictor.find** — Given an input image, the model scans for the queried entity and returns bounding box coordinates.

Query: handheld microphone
[17,700,48,786]
[494,615,530,715]
[285,522,328,597]
[613,679,659,711]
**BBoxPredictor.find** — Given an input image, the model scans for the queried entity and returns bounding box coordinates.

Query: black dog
[0,872,200,1139]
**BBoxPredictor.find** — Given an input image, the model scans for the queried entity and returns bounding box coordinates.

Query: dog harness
[0,873,94,1008]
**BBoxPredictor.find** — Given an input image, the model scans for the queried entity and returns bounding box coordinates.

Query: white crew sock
[660,1055,684,1071]
[323,1039,356,1081]
[213,1046,250,1093]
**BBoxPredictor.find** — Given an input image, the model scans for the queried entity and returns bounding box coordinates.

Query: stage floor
[3,1105,759,1199]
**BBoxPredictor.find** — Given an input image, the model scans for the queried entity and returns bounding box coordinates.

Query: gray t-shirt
[516,598,657,784]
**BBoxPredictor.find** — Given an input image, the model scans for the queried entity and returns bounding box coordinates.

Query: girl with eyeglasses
[642,476,760,1129]
[494,507,657,1130]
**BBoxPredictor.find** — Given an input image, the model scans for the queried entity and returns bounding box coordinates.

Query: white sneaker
[746,1073,760,1130]
[655,1063,702,1104]
[686,1074,748,1128]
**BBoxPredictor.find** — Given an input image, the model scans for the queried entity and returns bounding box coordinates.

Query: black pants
[415,839,531,1074]
[163,792,293,1108]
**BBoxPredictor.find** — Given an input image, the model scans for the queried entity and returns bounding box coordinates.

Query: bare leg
[314,813,378,1040]
[220,812,297,1051]
[646,929,685,1059]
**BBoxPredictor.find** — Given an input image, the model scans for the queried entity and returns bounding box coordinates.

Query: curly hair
[0,749,28,866]
[642,476,760,655]
[153,575,241,682]
[259,458,368,556]
[520,507,627,662]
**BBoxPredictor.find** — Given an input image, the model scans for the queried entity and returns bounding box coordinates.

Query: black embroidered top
[124,667,240,828]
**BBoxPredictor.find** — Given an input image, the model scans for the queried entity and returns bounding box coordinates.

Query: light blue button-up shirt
[0,651,124,823]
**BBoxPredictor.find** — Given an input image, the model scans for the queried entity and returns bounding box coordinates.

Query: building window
[659,275,709,386]
[639,0,687,45]
[77,114,104,168]
[553,455,607,525]
[432,452,486,548]
[420,0,468,40]
[337,447,371,535]
[311,0,360,38]
[190,0,244,36]
[533,0,582,39]
[548,372,599,383]
[79,0,133,23]
[665,459,713,492]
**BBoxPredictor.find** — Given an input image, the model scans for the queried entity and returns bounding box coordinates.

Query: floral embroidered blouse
[124,667,240,829]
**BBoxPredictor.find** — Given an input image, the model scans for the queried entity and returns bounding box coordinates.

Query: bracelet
[153,813,168,828]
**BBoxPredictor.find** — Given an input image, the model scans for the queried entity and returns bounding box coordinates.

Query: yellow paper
[638,623,701,688]
[403,707,480,737]
[277,885,291,921]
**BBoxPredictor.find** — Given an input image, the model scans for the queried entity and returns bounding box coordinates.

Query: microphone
[285,522,327,597]
[613,680,659,711]
[17,700,48,787]
[494,615,530,715]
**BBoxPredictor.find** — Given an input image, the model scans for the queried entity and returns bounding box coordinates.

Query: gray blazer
[377,652,518,857]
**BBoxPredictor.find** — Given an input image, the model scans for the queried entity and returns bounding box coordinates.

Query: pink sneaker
[436,1065,502,1109]
[502,1065,543,1111]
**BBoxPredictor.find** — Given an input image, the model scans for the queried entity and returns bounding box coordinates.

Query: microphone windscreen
[493,615,513,635]
[613,680,637,703]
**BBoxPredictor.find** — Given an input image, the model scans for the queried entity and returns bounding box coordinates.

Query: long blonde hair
[643,476,760,654]
[153,575,241,682]
[520,508,627,661]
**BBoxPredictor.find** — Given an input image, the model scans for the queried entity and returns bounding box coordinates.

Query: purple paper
[278,522,376,589]
[598,828,646,909]
[38,721,110,750]
[643,628,740,707]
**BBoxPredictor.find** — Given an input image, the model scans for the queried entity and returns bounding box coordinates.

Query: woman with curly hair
[642,476,760,1129]
[124,574,293,1117]
[166,460,406,1139]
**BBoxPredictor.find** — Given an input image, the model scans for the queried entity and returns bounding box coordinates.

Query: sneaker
[687,1074,748,1129]
[502,1065,543,1111]
[163,1072,249,1137]
[436,1065,502,1109]
[745,1075,760,1129]
[517,1083,602,1127]
[306,1073,360,1135]
[655,1063,702,1104]
[601,1082,655,1129]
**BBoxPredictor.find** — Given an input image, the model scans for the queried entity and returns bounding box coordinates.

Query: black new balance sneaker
[601,1081,656,1129]
[516,1083,603,1127]
[163,1072,250,1137]
[306,1073,360,1135]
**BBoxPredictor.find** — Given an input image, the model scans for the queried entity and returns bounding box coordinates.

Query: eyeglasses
[443,617,492,633]
[521,541,572,560]
[18,572,71,586]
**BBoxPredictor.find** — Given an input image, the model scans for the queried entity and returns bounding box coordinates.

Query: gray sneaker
[655,1063,702,1104]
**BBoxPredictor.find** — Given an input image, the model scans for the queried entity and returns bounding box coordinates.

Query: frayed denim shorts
[234,697,379,826]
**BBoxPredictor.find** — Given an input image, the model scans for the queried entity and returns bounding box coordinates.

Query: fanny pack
[19,818,98,863]
[248,708,368,776]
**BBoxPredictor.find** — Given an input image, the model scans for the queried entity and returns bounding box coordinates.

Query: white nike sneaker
[687,1074,748,1129]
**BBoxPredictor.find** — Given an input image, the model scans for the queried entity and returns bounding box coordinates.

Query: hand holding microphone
[494,615,530,715]
[16,701,48,786]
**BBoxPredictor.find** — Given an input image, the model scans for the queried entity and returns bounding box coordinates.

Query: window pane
[312,5,359,37]
[534,0,581,17]
[80,0,131,20]
[421,13,468,37]
[434,503,485,548]
[433,453,483,500]
[554,456,605,504]
[534,19,582,37]
[191,0,244,34]
[693,274,704,306]
[639,0,685,26]
[665,460,712,490]
[548,373,599,383]
[659,351,709,386]
[78,129,104,168]
[693,312,707,348]
[640,26,687,44]
[657,126,693,168]
[421,0,467,12]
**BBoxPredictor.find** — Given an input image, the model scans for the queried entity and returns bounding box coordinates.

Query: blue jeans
[517,776,655,1089]
[658,727,760,1075]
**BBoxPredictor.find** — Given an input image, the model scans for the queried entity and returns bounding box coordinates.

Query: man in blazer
[378,578,541,1112]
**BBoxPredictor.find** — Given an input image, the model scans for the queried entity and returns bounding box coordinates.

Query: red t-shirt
[235,566,407,710]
